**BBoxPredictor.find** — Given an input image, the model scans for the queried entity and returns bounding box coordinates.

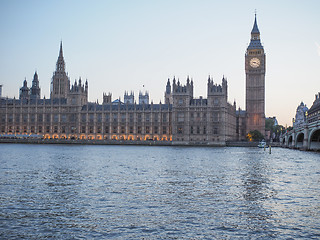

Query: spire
[251,13,260,34]
[33,71,38,81]
[56,41,65,72]
[247,13,263,50]
[59,41,63,59]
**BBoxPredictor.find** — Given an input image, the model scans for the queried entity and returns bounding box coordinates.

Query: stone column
[303,125,309,150]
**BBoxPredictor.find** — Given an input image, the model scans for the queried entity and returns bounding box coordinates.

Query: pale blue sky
[1,0,319,126]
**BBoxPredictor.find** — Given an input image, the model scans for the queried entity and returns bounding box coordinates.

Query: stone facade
[0,15,264,144]
[293,102,308,128]
[245,14,266,136]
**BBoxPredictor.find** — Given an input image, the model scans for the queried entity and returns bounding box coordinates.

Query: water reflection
[239,149,278,238]
[0,144,319,239]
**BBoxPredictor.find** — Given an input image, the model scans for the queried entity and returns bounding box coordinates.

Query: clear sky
[0,0,319,126]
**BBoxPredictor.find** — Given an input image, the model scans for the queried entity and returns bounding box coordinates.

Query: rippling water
[0,144,319,239]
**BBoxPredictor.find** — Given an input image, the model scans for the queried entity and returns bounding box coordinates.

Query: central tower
[50,41,70,99]
[245,14,266,136]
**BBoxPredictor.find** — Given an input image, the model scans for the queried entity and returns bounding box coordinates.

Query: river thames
[0,144,319,239]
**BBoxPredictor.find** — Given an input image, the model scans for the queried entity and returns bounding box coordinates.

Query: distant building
[0,15,265,144]
[294,102,308,128]
[0,84,2,98]
[307,93,320,124]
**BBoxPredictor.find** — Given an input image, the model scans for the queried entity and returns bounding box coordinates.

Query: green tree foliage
[265,118,286,141]
[247,130,264,142]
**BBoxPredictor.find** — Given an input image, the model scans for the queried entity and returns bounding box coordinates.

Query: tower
[171,76,193,142]
[124,91,134,104]
[245,14,266,136]
[50,41,70,99]
[139,91,149,104]
[30,71,41,99]
[164,79,172,104]
[19,78,30,100]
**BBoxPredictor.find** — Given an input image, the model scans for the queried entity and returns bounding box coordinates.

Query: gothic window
[89,126,94,134]
[162,113,167,122]
[121,126,125,134]
[8,114,13,123]
[214,128,218,135]
[138,126,142,134]
[197,126,200,134]
[97,114,102,123]
[130,126,134,134]
[54,126,58,133]
[61,114,67,122]
[23,114,28,123]
[154,113,158,122]
[105,114,110,122]
[81,114,86,123]
[213,112,219,122]
[105,126,109,133]
[113,126,117,134]
[178,113,184,122]
[146,114,150,122]
[162,126,167,134]
[16,126,20,133]
[121,114,126,123]
[89,114,94,123]
[146,126,150,134]
[53,114,59,123]
[190,126,193,134]
[46,126,50,133]
[154,126,158,134]
[31,126,35,133]
[178,99,183,105]
[81,126,86,133]
[178,126,183,134]
[113,113,117,122]
[37,114,42,122]
[61,126,66,133]
[203,126,206,134]
[15,114,20,123]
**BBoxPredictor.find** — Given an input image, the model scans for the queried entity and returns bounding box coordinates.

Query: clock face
[250,58,260,68]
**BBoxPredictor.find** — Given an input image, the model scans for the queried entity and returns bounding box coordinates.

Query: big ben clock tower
[245,14,266,136]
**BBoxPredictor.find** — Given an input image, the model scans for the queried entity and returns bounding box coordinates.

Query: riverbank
[0,138,280,147]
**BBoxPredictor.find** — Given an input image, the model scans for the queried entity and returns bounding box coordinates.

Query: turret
[139,91,149,104]
[124,91,134,104]
[19,78,30,100]
[103,92,112,104]
[30,71,41,99]
[164,78,172,104]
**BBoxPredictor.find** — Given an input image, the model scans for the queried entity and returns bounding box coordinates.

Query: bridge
[280,120,320,151]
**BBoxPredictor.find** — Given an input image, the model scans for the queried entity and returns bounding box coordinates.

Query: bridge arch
[309,128,320,150]
[295,132,304,148]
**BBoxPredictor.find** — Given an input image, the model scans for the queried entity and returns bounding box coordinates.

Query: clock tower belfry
[245,14,266,136]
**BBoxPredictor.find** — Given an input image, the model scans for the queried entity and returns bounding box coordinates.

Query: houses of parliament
[0,15,266,145]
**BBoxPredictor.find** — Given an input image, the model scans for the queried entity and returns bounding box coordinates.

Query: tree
[247,130,264,142]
